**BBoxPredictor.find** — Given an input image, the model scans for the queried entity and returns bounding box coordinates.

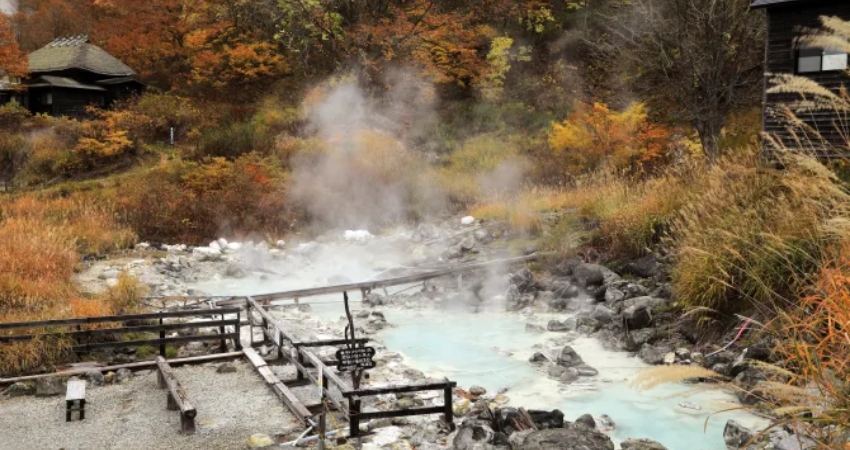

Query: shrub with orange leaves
[548,102,675,176]
[771,241,850,447]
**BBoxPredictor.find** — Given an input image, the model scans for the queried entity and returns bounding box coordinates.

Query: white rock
[663,352,676,365]
[217,238,228,248]
[208,241,221,251]
[461,215,475,225]
[275,239,286,249]
[226,242,242,251]
[192,246,222,261]
[135,242,150,250]
[344,230,373,242]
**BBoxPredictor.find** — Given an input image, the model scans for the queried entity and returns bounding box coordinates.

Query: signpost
[336,346,376,372]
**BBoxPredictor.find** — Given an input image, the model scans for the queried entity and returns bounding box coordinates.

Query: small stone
[116,368,133,383]
[621,438,669,450]
[469,386,486,397]
[575,365,599,377]
[247,433,274,448]
[275,239,286,249]
[461,216,475,225]
[548,365,566,378]
[575,413,596,429]
[104,371,116,384]
[529,352,549,364]
[663,352,676,365]
[604,287,625,304]
[547,319,571,332]
[675,348,691,360]
[85,370,105,386]
[217,238,228,248]
[723,420,755,448]
[560,368,579,383]
[217,363,237,373]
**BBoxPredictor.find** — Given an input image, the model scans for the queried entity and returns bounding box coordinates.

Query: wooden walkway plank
[155,356,196,435]
[243,347,312,424]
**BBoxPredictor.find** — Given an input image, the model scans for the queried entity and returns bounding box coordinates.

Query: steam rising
[288,73,442,228]
[0,0,16,14]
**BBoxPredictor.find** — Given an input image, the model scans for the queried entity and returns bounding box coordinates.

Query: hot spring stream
[189,237,767,450]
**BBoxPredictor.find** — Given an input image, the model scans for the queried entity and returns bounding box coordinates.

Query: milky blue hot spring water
[190,240,766,450]
[223,290,765,450]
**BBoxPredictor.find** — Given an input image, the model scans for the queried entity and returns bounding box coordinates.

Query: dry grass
[630,365,723,390]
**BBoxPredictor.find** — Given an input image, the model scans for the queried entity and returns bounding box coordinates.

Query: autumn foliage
[548,102,675,176]
[0,14,27,77]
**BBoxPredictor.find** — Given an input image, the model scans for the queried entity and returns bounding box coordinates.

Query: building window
[798,47,849,73]
[43,92,53,105]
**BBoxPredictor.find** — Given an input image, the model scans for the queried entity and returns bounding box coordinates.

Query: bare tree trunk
[695,117,723,163]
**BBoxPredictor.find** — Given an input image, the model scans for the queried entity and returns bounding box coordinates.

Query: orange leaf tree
[548,102,674,175]
[0,14,27,78]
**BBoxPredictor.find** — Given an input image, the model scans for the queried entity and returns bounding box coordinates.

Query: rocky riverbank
[65,215,801,449]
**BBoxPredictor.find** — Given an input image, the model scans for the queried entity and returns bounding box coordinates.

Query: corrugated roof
[27,75,107,91]
[751,0,807,8]
[29,35,136,77]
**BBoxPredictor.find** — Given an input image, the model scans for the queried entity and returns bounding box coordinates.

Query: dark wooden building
[752,0,850,153]
[0,35,144,117]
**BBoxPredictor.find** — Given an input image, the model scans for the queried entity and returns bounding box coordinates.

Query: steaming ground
[73,216,767,449]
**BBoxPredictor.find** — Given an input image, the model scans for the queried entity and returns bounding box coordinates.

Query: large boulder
[620,438,669,450]
[625,329,658,352]
[624,253,662,278]
[520,427,615,450]
[724,420,755,448]
[527,409,565,429]
[36,376,65,396]
[623,304,653,329]
[505,285,533,311]
[572,264,605,288]
[453,419,495,450]
[638,344,673,365]
[590,305,615,325]
[510,268,537,292]
[556,346,584,368]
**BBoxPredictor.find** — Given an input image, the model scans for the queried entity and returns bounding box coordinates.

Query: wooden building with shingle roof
[0,35,144,116]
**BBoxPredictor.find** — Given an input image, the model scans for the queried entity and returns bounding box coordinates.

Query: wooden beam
[0,308,241,331]
[0,319,240,342]
[343,381,457,398]
[0,351,244,385]
[72,333,238,352]
[215,254,541,307]
[243,348,312,424]
[155,356,196,434]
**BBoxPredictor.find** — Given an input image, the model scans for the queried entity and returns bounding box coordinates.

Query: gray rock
[625,329,658,352]
[537,291,555,305]
[529,352,549,364]
[548,365,567,378]
[604,287,625,304]
[217,362,237,373]
[552,281,580,299]
[560,368,579,383]
[85,370,105,386]
[505,285,523,312]
[508,429,535,449]
[2,381,35,397]
[623,304,652,329]
[590,305,615,325]
[36,376,65,396]
[638,344,673,365]
[553,258,582,277]
[724,420,755,448]
[675,348,691,361]
[474,228,492,244]
[364,292,387,307]
[522,427,615,450]
[526,323,546,333]
[469,386,486,397]
[575,365,599,377]
[622,296,668,311]
[574,414,596,429]
[510,268,537,292]
[620,438,669,450]
[460,236,477,252]
[453,420,495,450]
[99,269,120,280]
[572,264,605,287]
[712,363,732,377]
[624,253,661,278]
[116,368,133,383]
[594,414,616,431]
[224,263,247,279]
[556,346,584,368]
[576,316,601,334]
[547,319,574,332]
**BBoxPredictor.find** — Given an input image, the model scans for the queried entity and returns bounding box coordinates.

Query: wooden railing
[0,308,242,356]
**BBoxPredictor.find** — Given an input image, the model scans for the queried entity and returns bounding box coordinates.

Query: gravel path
[0,362,298,450]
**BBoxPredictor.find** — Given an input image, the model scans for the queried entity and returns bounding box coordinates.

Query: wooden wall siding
[763,1,850,155]
[52,88,105,117]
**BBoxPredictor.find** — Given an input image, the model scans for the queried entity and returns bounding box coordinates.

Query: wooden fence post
[159,314,166,357]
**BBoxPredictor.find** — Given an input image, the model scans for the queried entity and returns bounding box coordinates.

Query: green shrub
[193,121,274,159]
[0,100,31,132]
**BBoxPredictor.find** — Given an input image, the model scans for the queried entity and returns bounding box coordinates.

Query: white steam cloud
[0,0,17,15]
[288,72,443,229]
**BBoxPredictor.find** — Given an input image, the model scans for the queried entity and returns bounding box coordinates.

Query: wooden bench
[65,379,86,422]
[155,356,196,434]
